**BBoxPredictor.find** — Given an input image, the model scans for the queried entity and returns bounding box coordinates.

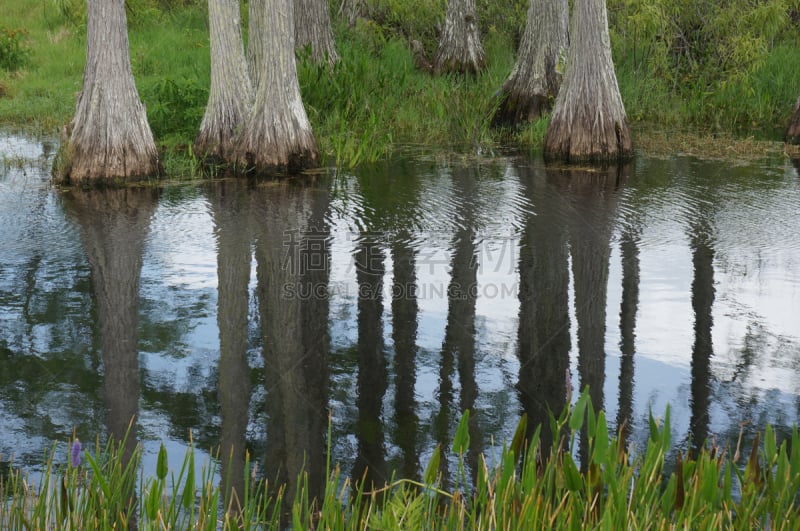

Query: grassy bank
[3,390,800,529]
[2,1,799,173]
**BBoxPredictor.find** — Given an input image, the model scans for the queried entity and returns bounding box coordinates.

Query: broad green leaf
[722,463,733,502]
[587,399,597,439]
[562,453,582,492]
[452,410,471,455]
[791,427,800,476]
[700,459,719,505]
[570,391,589,433]
[660,474,677,515]
[146,481,160,521]
[765,424,777,465]
[424,446,441,486]
[592,411,609,465]
[157,443,168,481]
[661,405,671,449]
[648,409,659,443]
[510,413,528,460]
[181,447,195,510]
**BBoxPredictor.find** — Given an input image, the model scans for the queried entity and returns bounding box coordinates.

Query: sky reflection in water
[2,132,800,493]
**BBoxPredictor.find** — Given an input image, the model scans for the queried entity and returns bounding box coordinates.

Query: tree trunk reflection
[689,220,715,458]
[252,180,330,508]
[352,234,388,490]
[616,227,640,449]
[515,163,571,457]
[553,163,627,468]
[65,187,158,528]
[391,236,420,480]
[437,166,481,485]
[209,180,253,511]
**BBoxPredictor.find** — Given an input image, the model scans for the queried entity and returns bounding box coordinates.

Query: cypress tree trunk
[338,0,365,27]
[60,0,159,182]
[544,0,631,162]
[294,0,338,65]
[194,0,252,162]
[433,0,486,75]
[247,0,267,91]
[785,96,800,145]
[493,0,569,126]
[237,0,318,174]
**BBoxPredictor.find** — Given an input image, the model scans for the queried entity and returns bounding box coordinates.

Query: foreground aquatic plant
[2,389,800,529]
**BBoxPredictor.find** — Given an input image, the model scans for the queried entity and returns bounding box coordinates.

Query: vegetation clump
[0,27,30,72]
[3,391,800,529]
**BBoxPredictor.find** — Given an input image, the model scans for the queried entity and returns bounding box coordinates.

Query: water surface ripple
[2,134,799,491]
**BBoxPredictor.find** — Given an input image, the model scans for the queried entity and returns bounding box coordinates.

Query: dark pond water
[2,130,800,497]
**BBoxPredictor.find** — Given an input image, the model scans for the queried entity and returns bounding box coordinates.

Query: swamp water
[2,131,800,496]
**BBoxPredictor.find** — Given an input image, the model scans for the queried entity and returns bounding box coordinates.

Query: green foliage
[609,0,798,83]
[144,75,208,143]
[364,0,527,52]
[50,0,85,30]
[48,0,202,30]
[300,24,513,167]
[0,28,30,72]
[5,0,800,165]
[365,0,446,54]
[5,391,800,529]
[609,0,800,132]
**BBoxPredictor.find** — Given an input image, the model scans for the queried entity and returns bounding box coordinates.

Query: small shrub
[0,27,31,72]
[145,75,208,143]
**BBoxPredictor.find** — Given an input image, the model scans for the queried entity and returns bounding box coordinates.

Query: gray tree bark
[785,96,800,145]
[238,0,319,174]
[195,0,252,162]
[544,0,632,162]
[433,0,486,75]
[60,0,159,182]
[247,0,267,91]
[493,0,569,126]
[295,0,338,65]
[337,0,365,27]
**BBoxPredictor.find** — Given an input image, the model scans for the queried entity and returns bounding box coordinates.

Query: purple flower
[70,439,82,467]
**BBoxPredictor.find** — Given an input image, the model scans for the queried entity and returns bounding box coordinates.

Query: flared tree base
[193,130,240,168]
[492,88,551,128]
[433,55,486,76]
[57,143,161,185]
[544,111,633,163]
[237,145,319,177]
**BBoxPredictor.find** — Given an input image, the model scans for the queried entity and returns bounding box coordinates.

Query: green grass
[3,389,800,529]
[300,25,514,167]
[3,0,800,174]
